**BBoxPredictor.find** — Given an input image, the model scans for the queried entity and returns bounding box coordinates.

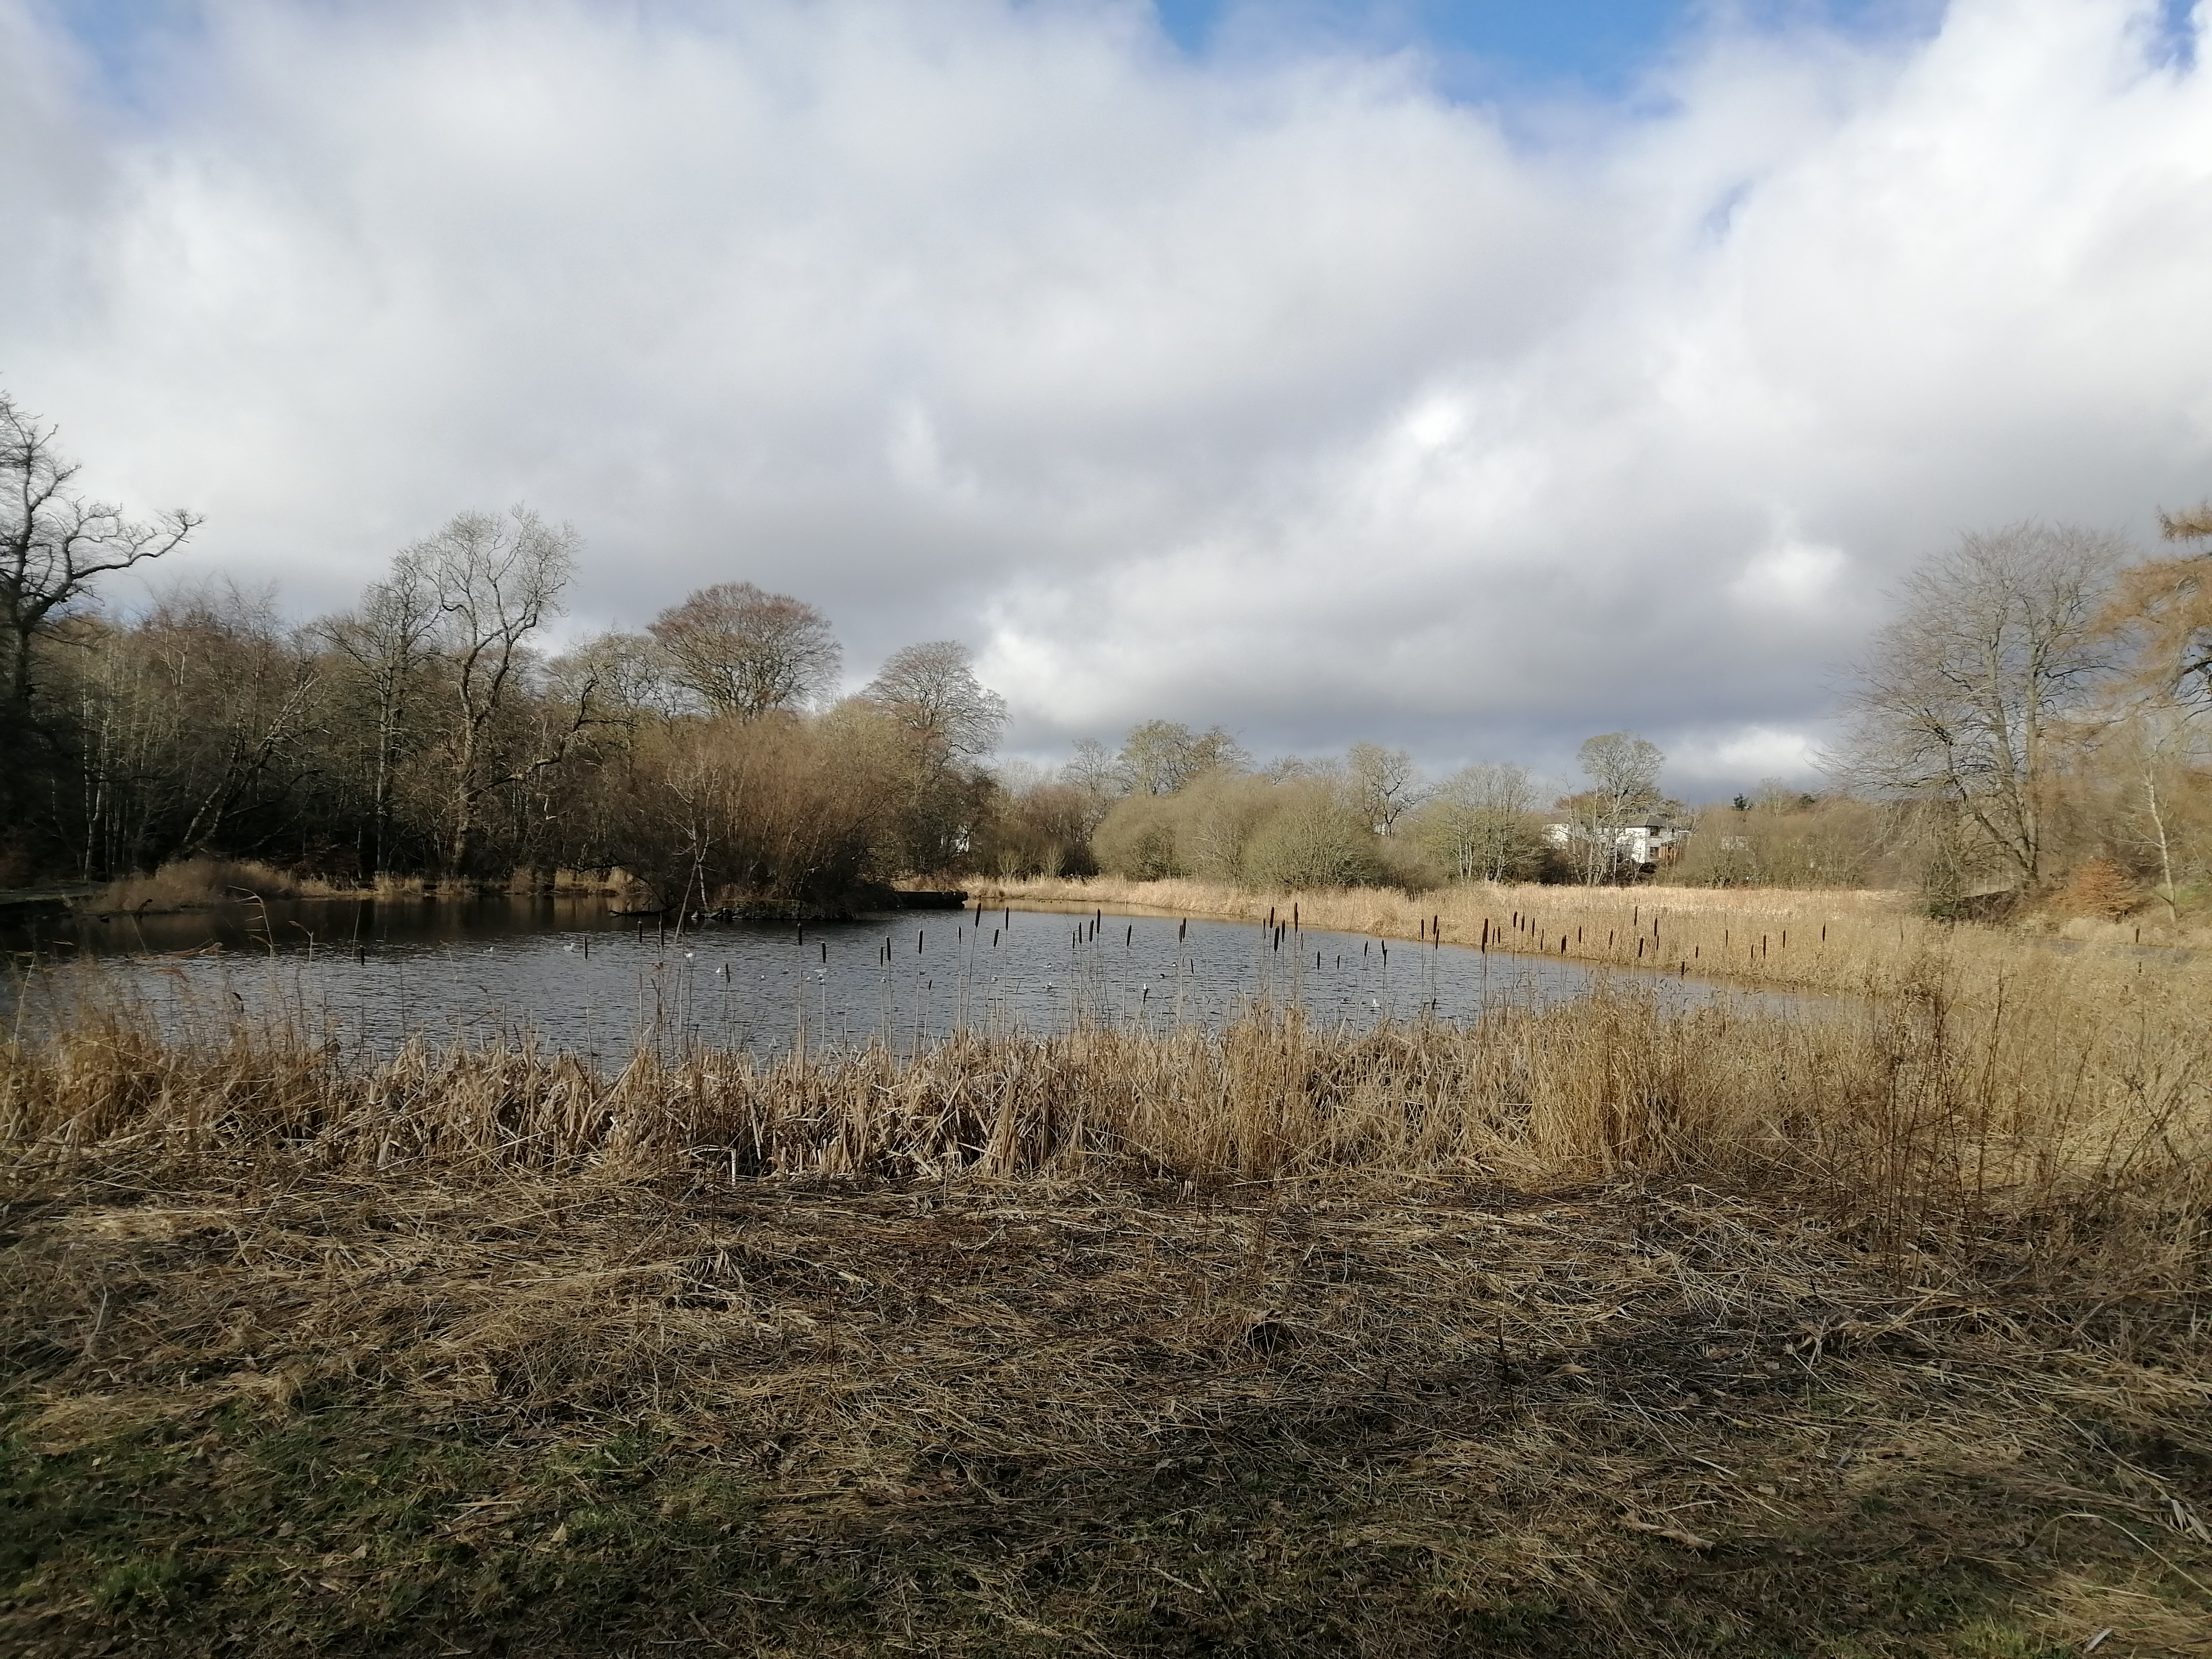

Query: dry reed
[7,942,2210,1256]
[971,873,2199,997]
[7,931,2212,1654]
[87,857,334,914]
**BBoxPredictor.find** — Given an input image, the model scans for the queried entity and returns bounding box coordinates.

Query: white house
[1544,818,1692,868]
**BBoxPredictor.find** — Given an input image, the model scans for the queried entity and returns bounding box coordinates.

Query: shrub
[1241,795,1384,889]
[2054,857,2139,920]
[1093,793,1187,880]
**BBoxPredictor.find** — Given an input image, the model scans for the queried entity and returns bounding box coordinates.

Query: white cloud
[3,0,2209,798]
[1730,537,1851,618]
[1665,725,1826,792]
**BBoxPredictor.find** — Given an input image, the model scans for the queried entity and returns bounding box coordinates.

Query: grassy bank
[5,945,2212,1654]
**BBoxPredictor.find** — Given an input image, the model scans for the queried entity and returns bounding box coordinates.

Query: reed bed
[971,874,2185,997]
[7,943,2212,1275]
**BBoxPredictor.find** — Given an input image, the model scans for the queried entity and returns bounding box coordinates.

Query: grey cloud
[2,0,2207,801]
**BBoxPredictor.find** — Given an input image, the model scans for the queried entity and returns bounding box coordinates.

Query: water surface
[4,895,1780,1057]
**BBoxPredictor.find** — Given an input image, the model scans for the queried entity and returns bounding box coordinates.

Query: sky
[2,0,2209,799]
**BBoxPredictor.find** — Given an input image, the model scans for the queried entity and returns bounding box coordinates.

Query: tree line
[5,385,2209,916]
[2,392,1012,909]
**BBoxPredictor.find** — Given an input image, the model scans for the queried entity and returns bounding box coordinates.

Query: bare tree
[1,389,199,713]
[149,582,321,858]
[1346,742,1428,835]
[863,641,1008,762]
[1117,720,1249,795]
[1058,737,1130,833]
[1561,732,1665,884]
[2103,701,2205,921]
[411,507,589,876]
[648,582,841,718]
[1416,761,1539,881]
[1834,522,2125,891]
[312,558,440,877]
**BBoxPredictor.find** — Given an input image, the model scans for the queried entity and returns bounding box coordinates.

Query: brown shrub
[2055,856,2139,920]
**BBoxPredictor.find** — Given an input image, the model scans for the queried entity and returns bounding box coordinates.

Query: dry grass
[87,858,340,914]
[1,950,2205,1212]
[5,1161,2211,1654]
[78,862,650,913]
[5,941,2212,1654]
[971,875,2197,996]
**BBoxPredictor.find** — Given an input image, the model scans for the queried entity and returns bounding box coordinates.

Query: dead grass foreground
[4,1163,2211,1657]
[6,961,2212,1654]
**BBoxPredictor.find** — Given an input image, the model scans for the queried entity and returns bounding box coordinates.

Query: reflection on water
[4,895,1782,1058]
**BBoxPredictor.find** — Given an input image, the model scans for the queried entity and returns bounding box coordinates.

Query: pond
[3,895,1783,1058]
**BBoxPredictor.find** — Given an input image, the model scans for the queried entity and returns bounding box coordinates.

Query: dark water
[3,896,1779,1058]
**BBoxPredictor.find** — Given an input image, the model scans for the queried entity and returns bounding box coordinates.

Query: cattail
[820,943,828,963]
